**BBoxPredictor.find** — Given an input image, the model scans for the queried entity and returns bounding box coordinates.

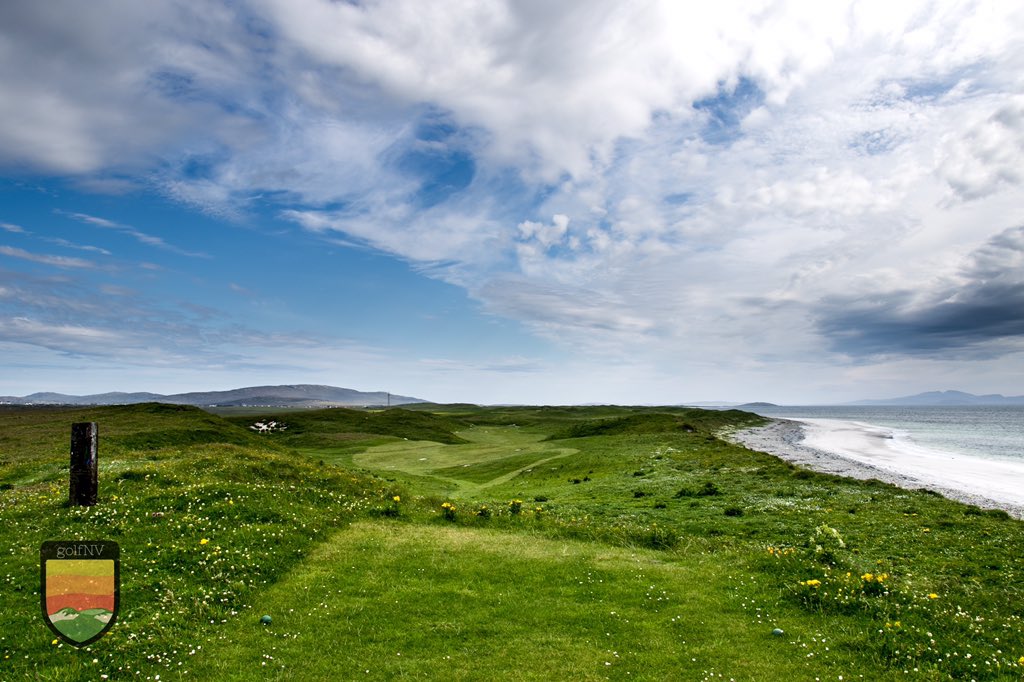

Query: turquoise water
[744,406,1024,463]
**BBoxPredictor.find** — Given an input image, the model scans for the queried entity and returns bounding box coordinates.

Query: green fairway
[352,425,577,497]
[186,521,903,681]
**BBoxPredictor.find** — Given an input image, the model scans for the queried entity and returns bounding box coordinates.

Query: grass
[186,521,897,681]
[1,404,1022,680]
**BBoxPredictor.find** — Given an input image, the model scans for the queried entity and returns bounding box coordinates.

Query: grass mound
[545,409,765,440]
[0,403,267,488]
[224,407,469,446]
[0,412,383,679]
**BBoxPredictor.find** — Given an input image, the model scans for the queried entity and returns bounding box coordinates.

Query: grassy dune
[1,404,1022,680]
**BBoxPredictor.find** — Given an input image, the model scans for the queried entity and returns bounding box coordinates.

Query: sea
[740,405,1024,464]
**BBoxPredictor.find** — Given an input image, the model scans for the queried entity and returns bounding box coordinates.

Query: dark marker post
[69,422,98,506]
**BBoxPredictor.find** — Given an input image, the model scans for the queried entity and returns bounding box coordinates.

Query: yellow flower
[861,573,874,582]
[393,495,401,503]
[1018,655,1024,666]
[927,593,938,599]
[199,538,209,545]
[802,579,822,587]
[51,639,58,645]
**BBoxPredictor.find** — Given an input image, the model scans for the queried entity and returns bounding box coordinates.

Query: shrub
[636,524,678,550]
[809,524,846,566]
[696,481,720,496]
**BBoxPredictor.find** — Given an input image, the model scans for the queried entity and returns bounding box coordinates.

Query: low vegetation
[0,403,1021,680]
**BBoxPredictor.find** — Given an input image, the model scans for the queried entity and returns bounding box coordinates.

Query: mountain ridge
[850,390,1024,406]
[0,384,426,407]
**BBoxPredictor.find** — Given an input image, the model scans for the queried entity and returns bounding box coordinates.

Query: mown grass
[187,521,904,681]
[1,404,1023,680]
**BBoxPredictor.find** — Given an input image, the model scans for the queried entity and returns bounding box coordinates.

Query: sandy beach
[727,418,1024,519]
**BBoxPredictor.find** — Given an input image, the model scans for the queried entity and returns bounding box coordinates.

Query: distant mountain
[851,390,1024,406]
[0,384,427,407]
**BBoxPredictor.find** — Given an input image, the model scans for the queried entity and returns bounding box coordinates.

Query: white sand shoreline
[726,418,1024,519]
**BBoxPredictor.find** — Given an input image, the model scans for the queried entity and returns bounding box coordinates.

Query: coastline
[726,418,1024,519]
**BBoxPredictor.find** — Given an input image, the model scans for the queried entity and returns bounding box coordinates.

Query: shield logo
[40,541,119,647]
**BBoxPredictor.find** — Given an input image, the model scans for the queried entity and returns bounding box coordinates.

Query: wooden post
[69,422,98,506]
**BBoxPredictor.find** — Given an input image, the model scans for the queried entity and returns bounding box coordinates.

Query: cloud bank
[2,0,1024,401]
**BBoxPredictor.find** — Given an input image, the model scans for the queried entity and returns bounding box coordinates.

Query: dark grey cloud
[815,226,1024,357]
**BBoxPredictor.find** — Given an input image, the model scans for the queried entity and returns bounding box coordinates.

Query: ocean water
[743,405,1024,463]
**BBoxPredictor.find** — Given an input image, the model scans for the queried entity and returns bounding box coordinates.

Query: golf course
[1,403,1022,680]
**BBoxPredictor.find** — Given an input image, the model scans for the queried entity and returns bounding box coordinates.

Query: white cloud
[64,211,209,258]
[940,96,1024,201]
[0,245,95,269]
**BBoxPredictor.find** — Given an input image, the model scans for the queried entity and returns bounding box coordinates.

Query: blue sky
[1,1,1023,404]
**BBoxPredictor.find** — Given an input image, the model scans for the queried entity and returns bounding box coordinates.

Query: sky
[1,0,1023,405]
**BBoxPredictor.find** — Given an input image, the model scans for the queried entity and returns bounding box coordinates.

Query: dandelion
[393,496,401,503]
[51,639,58,645]
[801,579,822,587]
[200,538,209,545]
[927,593,939,599]
[862,573,874,582]
[1018,655,1024,666]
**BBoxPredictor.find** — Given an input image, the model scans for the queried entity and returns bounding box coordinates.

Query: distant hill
[0,384,427,408]
[851,390,1024,406]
